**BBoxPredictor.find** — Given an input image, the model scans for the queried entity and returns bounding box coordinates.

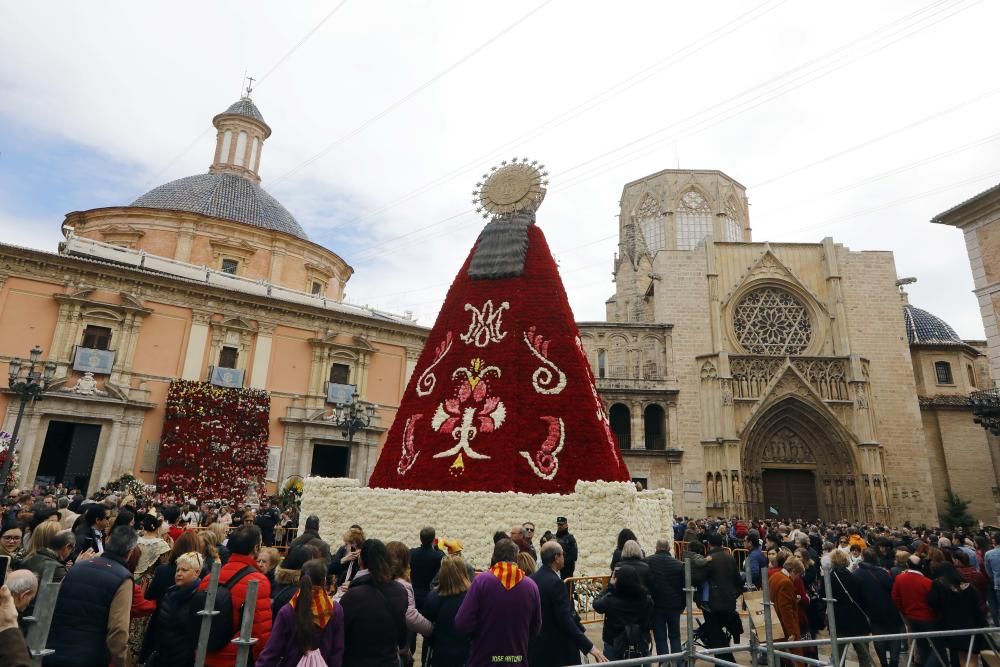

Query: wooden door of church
[762,469,818,520]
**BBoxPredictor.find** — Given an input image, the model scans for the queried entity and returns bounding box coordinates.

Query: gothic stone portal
[741,397,865,521]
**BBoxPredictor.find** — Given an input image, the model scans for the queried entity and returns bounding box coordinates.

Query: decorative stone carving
[635,193,661,220]
[733,287,812,356]
[720,378,733,406]
[760,428,816,464]
[67,372,105,396]
[700,361,718,380]
[791,359,848,400]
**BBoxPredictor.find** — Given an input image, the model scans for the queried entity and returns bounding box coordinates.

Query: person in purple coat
[455,538,541,667]
[256,559,344,667]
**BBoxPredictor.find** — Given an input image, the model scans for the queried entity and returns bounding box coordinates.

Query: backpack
[614,623,650,660]
[734,521,748,539]
[191,566,256,652]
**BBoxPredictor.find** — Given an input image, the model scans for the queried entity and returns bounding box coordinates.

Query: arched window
[723,199,743,242]
[597,350,607,379]
[219,129,233,163]
[733,287,812,356]
[676,189,713,250]
[609,404,631,449]
[249,136,260,172]
[635,194,664,253]
[234,131,248,167]
[934,361,953,385]
[644,404,665,450]
[968,364,977,388]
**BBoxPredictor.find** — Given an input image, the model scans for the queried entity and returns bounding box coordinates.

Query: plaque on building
[326,382,356,405]
[265,446,282,482]
[210,366,244,388]
[72,347,116,375]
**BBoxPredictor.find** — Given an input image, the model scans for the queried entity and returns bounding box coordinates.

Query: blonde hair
[176,551,204,572]
[895,550,910,567]
[437,556,471,597]
[28,521,61,555]
[258,547,280,570]
[343,526,366,547]
[199,529,221,561]
[517,551,537,575]
[829,549,849,569]
[207,522,228,542]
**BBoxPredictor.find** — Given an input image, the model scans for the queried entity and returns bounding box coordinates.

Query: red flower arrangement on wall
[368,223,631,494]
[156,380,270,503]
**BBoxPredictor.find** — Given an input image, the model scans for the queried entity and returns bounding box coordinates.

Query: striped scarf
[490,562,525,590]
[290,588,335,629]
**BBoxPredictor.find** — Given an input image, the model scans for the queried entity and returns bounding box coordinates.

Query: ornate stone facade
[582,168,999,524]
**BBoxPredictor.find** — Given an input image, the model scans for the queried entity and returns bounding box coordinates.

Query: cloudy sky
[2,0,998,338]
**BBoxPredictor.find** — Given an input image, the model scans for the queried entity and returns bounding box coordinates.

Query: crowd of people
[0,482,998,667]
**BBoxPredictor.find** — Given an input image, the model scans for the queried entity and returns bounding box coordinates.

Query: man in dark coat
[341,539,409,667]
[701,533,743,664]
[646,538,685,656]
[529,541,606,666]
[854,550,901,667]
[555,517,578,579]
[288,514,321,550]
[254,499,280,547]
[410,526,444,611]
[46,526,137,667]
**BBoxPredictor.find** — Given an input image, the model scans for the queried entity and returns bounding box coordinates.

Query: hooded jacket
[196,553,272,667]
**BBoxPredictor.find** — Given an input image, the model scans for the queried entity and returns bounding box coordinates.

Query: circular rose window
[732,287,812,356]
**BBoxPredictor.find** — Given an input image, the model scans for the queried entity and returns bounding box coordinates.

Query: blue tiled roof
[131,172,308,240]
[903,304,963,346]
[222,97,267,125]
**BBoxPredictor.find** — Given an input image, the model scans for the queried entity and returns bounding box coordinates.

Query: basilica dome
[903,304,964,346]
[131,172,307,239]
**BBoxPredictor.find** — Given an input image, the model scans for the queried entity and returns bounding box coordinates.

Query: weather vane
[472,158,549,220]
[244,75,256,98]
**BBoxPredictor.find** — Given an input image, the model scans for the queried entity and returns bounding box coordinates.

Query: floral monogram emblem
[415,332,453,397]
[431,358,506,470]
[460,300,510,348]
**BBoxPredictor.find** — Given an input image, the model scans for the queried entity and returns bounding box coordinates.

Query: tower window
[597,350,607,379]
[82,325,112,350]
[676,189,713,250]
[934,361,953,385]
[968,364,977,388]
[218,346,238,369]
[329,363,351,385]
[234,130,248,167]
[221,259,239,275]
[311,281,323,296]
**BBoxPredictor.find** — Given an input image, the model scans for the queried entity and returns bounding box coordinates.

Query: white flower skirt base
[299,479,673,576]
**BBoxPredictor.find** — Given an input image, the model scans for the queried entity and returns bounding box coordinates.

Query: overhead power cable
[267,1,554,189]
[132,1,351,199]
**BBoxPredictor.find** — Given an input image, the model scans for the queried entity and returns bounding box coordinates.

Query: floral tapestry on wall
[156,379,270,502]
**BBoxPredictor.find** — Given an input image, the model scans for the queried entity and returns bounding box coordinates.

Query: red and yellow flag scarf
[290,588,336,629]
[490,562,525,590]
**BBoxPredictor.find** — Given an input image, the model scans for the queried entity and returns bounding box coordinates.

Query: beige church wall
[838,249,936,524]
[919,411,951,520]
[367,343,405,409]
[976,223,1000,286]
[131,308,190,377]
[935,409,998,522]
[650,248,713,515]
[0,277,61,360]
[914,349,974,396]
[267,327,312,395]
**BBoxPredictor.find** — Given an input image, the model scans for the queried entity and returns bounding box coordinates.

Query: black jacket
[139,581,200,667]
[645,552,685,612]
[555,530,578,579]
[288,529,321,551]
[853,562,901,629]
[144,562,177,602]
[340,574,409,667]
[703,547,742,613]
[529,567,592,667]
[829,566,871,637]
[45,553,132,667]
[409,545,444,608]
[615,557,654,594]
[72,525,102,560]
[423,590,470,667]
[593,588,654,645]
[270,566,300,619]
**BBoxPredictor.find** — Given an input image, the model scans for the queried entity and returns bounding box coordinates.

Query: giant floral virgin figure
[368,159,631,494]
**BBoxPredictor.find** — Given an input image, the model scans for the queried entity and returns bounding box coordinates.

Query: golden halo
[471,158,548,219]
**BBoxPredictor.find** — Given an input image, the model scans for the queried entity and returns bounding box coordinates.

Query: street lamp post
[3,346,56,494]
[332,399,378,448]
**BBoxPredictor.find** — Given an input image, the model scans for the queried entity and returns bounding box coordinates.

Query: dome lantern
[209,87,271,183]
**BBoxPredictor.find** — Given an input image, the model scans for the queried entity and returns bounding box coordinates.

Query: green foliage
[939,489,975,530]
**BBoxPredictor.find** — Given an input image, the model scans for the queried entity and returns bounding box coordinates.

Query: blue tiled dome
[903,304,963,346]
[221,97,267,126]
[131,172,308,240]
